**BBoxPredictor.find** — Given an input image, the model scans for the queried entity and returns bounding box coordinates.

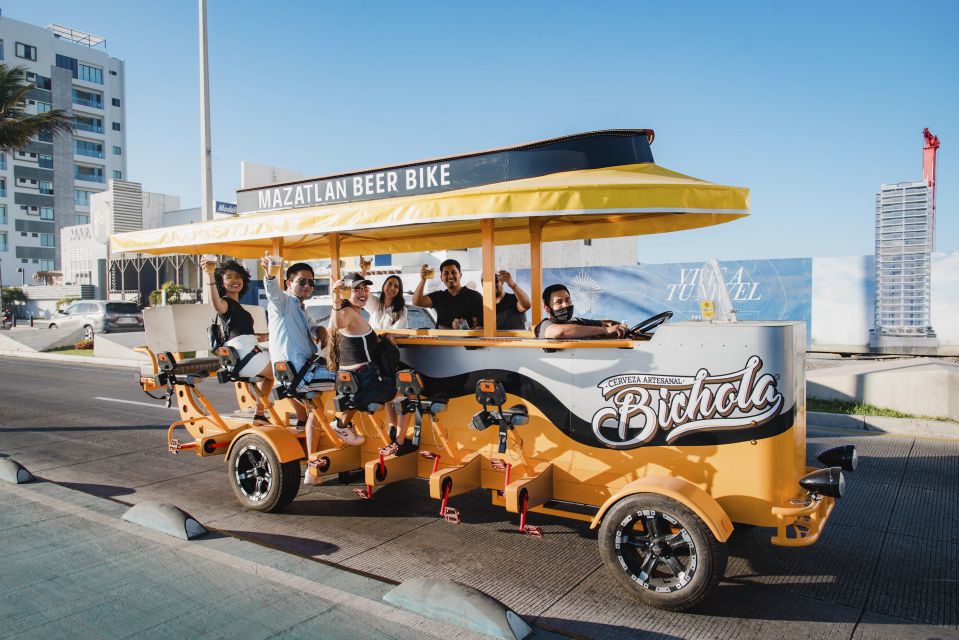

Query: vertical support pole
[329,233,341,283]
[198,0,214,222]
[480,219,496,336]
[529,218,546,327]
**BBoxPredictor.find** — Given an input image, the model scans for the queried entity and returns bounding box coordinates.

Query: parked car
[48,300,144,340]
[303,294,436,329]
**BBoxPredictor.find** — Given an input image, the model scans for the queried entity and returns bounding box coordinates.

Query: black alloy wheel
[227,434,300,512]
[598,493,727,611]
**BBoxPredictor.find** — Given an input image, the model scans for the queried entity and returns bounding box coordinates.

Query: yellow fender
[590,475,734,543]
[224,425,306,464]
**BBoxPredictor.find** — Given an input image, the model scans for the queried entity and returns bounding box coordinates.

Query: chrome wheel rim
[233,443,273,502]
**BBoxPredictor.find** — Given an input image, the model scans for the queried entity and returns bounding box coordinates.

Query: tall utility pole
[199,0,214,222]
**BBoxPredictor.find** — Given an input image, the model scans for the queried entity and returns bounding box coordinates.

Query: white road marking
[95,396,177,410]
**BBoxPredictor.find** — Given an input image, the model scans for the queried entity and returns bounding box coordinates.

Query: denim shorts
[303,362,336,383]
[349,364,395,408]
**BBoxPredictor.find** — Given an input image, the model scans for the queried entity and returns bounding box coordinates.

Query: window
[112,146,122,155]
[25,72,52,90]
[40,181,54,195]
[73,114,104,133]
[76,214,89,225]
[0,40,4,61]
[0,153,5,170]
[0,178,5,197]
[0,231,6,252]
[109,70,117,76]
[41,233,55,247]
[113,170,122,180]
[39,154,54,169]
[79,63,103,84]
[583,239,592,246]
[15,42,37,61]
[40,259,54,271]
[56,54,79,78]
[75,165,105,183]
[75,189,94,206]
[72,88,103,109]
[112,122,121,132]
[37,131,53,143]
[75,139,104,158]
[37,101,52,114]
[111,98,121,107]
[0,205,6,224]
[40,207,54,221]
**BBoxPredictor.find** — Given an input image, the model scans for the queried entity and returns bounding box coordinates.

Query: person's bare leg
[394,410,413,445]
[386,400,399,441]
[305,408,318,454]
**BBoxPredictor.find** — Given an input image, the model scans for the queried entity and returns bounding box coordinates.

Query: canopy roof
[111,163,749,259]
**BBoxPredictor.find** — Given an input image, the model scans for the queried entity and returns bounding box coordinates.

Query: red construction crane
[923,128,940,247]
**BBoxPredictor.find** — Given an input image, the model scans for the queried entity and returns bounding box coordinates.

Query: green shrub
[56,296,78,311]
[149,281,187,306]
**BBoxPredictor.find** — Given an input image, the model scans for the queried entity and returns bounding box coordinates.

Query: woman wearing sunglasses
[328,272,414,455]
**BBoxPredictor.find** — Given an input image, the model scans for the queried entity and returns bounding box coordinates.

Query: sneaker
[379,442,399,456]
[332,419,365,446]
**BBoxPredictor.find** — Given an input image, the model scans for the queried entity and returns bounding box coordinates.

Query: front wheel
[83,325,95,340]
[598,493,727,611]
[227,434,300,512]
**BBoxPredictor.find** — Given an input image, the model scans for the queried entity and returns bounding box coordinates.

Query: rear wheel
[49,323,58,330]
[227,434,300,512]
[598,493,727,611]
[83,325,94,340]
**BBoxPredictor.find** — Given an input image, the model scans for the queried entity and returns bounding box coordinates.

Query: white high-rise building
[0,15,127,287]
[873,181,935,338]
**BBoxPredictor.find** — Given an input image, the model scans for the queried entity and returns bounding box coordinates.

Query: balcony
[73,96,103,109]
[74,172,104,184]
[75,147,104,159]
[73,121,104,134]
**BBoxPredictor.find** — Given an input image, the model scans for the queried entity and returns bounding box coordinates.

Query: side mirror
[59,309,67,315]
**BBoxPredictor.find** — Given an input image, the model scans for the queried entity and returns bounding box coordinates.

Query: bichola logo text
[590,356,784,449]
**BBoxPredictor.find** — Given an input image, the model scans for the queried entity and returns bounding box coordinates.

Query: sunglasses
[292,278,315,287]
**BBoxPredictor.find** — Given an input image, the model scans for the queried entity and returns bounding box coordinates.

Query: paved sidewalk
[0,479,489,640]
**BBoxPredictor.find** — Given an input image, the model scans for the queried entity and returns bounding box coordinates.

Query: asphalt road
[1,357,956,640]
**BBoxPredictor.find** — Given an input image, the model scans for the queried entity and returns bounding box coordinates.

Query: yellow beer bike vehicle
[115,130,856,611]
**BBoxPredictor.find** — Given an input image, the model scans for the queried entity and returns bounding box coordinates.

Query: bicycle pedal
[522,525,543,538]
[353,486,373,500]
[442,507,461,524]
[420,451,437,460]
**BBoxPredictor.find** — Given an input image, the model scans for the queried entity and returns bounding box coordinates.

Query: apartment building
[0,15,126,287]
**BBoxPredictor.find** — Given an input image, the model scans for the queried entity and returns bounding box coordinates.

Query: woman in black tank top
[328,273,414,455]
[202,258,273,421]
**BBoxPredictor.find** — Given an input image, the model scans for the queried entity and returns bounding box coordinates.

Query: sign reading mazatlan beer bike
[236,130,655,213]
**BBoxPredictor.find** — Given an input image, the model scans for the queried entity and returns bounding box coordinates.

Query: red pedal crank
[421,451,441,474]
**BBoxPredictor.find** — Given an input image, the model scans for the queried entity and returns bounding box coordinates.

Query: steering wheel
[625,311,673,339]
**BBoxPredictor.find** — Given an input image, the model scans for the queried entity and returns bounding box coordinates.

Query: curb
[808,411,958,439]
[0,349,142,369]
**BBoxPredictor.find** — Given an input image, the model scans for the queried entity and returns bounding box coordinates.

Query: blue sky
[7,1,958,263]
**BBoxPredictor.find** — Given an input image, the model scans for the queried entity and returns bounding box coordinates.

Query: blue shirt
[263,276,316,373]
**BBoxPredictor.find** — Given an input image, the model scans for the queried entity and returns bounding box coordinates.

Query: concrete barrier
[807,358,959,421]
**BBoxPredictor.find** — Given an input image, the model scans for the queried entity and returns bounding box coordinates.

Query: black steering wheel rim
[626,311,674,339]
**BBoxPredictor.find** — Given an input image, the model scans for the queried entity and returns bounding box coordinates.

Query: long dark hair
[214,260,251,297]
[379,275,405,318]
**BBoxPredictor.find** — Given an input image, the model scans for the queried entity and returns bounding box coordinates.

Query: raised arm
[411,264,433,308]
[500,270,531,312]
[201,257,229,315]
[542,321,626,339]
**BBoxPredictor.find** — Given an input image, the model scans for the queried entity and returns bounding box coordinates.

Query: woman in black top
[202,257,273,422]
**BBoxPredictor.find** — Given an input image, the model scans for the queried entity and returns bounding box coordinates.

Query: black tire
[227,434,300,512]
[598,493,727,611]
[83,325,94,340]
[49,323,57,330]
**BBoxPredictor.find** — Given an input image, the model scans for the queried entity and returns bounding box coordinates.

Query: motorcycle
[1,309,12,330]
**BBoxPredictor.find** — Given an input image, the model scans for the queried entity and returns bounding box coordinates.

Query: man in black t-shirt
[412,258,484,329]
[534,284,627,339]
[494,270,531,330]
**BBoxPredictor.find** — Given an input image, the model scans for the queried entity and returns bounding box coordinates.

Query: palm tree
[0,64,73,152]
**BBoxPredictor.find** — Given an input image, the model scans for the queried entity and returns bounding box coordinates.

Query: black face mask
[549,305,574,323]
